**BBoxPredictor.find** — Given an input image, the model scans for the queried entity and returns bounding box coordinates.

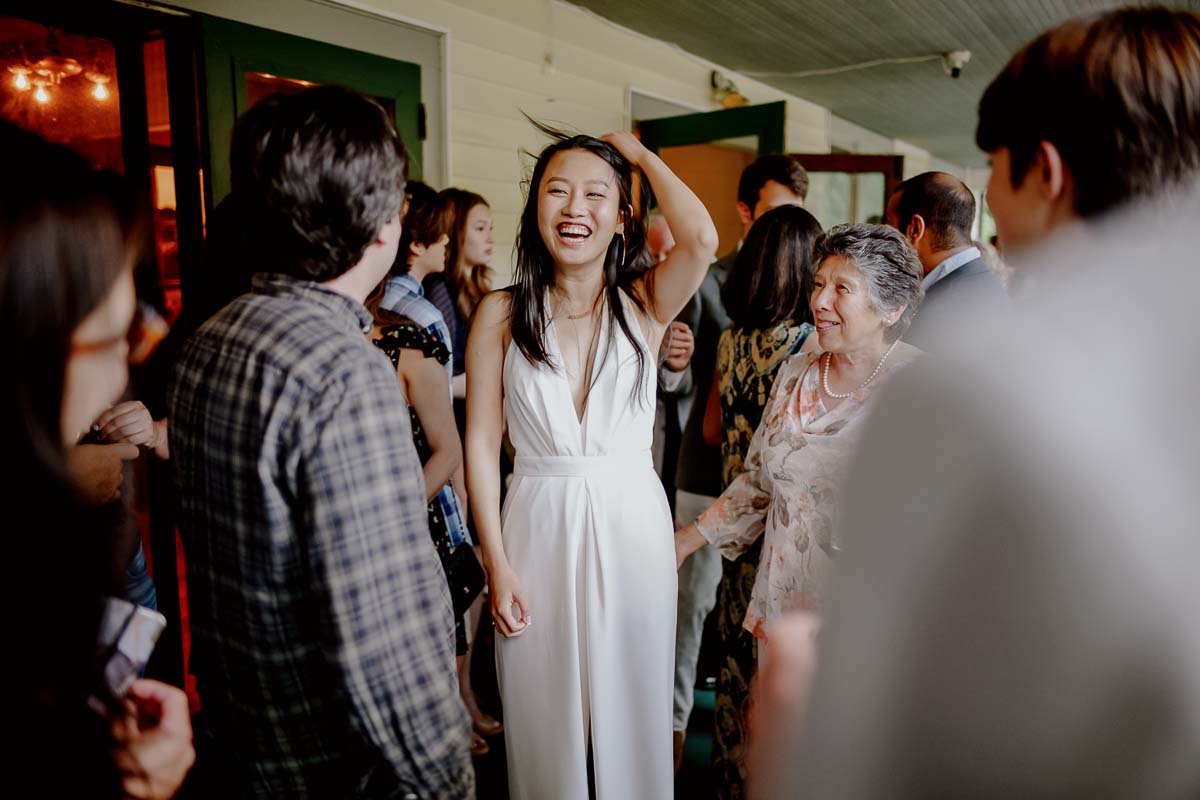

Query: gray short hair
[812,223,925,342]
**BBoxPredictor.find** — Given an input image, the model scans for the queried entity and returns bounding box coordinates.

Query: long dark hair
[722,204,822,329]
[1,123,138,503]
[0,121,141,796]
[440,188,492,318]
[511,120,655,401]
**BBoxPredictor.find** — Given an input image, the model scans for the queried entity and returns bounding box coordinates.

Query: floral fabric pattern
[697,345,921,638]
[711,321,809,799]
[716,321,813,487]
[374,319,471,653]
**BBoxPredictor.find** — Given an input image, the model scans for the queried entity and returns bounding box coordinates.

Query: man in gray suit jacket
[886,172,1007,351]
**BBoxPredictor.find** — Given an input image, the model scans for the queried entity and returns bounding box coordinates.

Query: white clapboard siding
[362,0,854,279]
[183,0,952,280]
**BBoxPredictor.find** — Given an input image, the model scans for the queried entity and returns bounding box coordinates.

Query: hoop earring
[613,232,626,270]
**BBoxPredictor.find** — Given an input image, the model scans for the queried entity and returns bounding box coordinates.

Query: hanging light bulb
[87,72,111,102]
[34,83,49,104]
[7,66,32,91]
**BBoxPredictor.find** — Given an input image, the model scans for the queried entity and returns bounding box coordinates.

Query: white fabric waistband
[513,451,654,478]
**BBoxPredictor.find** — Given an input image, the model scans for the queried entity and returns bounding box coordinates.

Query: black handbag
[441,544,486,617]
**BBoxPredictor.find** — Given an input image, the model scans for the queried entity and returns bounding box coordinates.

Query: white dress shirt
[921,245,980,291]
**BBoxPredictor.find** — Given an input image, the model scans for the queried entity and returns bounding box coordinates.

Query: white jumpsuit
[497,298,677,800]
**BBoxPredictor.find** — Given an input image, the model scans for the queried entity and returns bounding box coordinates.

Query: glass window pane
[854,173,885,223]
[143,36,182,322]
[807,172,853,228]
[245,71,395,119]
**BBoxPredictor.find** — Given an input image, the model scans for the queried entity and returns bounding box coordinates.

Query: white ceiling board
[569,0,1200,166]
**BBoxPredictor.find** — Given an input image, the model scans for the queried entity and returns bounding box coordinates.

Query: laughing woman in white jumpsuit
[465,123,717,799]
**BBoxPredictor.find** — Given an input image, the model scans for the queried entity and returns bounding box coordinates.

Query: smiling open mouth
[557,223,592,244]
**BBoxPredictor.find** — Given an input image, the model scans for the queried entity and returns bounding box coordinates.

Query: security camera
[942,50,971,79]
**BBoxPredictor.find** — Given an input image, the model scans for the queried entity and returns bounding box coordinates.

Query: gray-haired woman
[675,223,924,644]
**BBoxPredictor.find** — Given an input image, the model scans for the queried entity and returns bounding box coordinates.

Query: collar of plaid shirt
[250,272,374,334]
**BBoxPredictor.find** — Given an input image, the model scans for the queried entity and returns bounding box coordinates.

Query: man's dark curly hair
[249,85,408,282]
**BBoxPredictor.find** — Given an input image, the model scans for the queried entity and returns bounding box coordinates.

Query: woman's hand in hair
[617,134,719,325]
[601,131,651,168]
[111,679,195,800]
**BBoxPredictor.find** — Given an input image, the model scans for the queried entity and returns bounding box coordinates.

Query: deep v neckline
[547,300,608,429]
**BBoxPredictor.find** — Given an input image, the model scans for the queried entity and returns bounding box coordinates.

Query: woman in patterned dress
[677,224,924,789]
[697,204,823,797]
[369,308,489,755]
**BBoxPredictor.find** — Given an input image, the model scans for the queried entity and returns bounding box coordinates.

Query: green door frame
[201,15,423,205]
[636,101,786,156]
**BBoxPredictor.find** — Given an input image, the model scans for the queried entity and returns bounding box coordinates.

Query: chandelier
[5,30,113,106]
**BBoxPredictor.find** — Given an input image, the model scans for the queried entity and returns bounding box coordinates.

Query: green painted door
[636,101,786,156]
[201,15,422,205]
[636,102,786,255]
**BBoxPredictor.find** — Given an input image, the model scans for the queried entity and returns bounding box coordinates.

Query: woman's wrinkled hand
[674,523,708,569]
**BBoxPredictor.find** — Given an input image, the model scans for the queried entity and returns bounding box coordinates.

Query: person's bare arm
[603,132,718,325]
[465,290,530,637]
[398,349,462,504]
[451,462,468,522]
[66,442,140,504]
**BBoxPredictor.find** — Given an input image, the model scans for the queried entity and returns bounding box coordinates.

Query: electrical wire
[743,54,943,79]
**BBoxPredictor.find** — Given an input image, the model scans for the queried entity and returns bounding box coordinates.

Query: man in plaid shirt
[169,86,472,798]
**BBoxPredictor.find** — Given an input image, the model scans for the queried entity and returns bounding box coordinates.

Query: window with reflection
[1,16,122,171]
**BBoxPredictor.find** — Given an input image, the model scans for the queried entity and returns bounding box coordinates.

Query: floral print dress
[711,321,810,799]
[697,344,921,638]
[373,319,472,654]
[716,322,814,487]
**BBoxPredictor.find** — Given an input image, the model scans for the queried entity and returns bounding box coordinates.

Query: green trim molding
[201,15,422,204]
[637,101,786,156]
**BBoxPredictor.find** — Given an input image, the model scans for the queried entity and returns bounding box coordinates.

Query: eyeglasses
[69,304,154,365]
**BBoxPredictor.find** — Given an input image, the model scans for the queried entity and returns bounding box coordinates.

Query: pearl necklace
[821,340,899,399]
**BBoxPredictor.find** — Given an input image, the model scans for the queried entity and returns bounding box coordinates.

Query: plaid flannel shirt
[381,274,454,385]
[168,273,472,799]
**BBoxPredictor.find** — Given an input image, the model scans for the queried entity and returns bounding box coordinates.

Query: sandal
[462,690,505,737]
[472,712,504,738]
